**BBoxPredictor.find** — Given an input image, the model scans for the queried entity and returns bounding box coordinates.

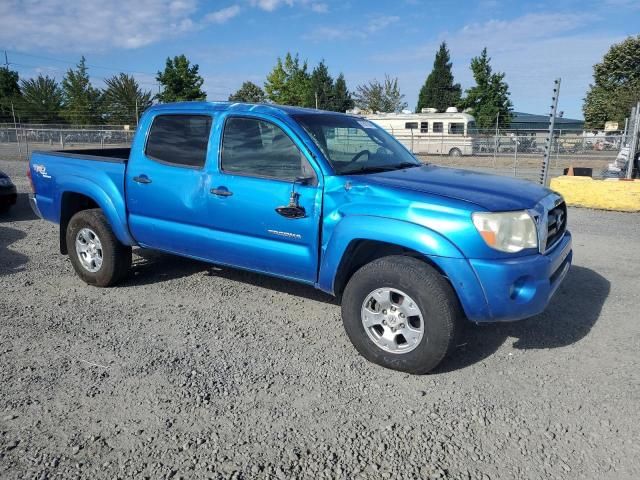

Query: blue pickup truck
[28,102,572,373]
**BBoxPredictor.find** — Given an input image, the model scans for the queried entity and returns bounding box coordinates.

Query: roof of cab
[146,101,348,119]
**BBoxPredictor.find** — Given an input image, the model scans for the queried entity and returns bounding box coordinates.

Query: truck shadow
[0,193,38,222]
[122,249,211,287]
[435,265,610,373]
[123,249,336,304]
[0,226,29,277]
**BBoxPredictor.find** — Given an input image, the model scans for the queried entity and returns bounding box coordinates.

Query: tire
[66,209,131,287]
[448,148,462,157]
[341,256,461,374]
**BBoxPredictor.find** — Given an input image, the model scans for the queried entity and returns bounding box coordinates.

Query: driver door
[206,115,322,283]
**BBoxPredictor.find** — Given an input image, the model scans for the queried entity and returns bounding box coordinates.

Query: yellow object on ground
[550,176,640,212]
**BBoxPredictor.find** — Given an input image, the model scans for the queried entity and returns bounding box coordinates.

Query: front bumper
[463,231,572,322]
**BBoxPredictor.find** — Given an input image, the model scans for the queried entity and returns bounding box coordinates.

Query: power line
[2,49,157,77]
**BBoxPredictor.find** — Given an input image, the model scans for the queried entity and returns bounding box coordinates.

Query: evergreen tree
[103,73,153,125]
[331,73,354,112]
[416,42,461,112]
[228,81,265,103]
[461,48,512,129]
[583,35,640,129]
[156,54,206,103]
[20,75,63,123]
[61,57,102,125]
[0,67,21,123]
[307,60,334,110]
[264,53,312,106]
[354,75,407,113]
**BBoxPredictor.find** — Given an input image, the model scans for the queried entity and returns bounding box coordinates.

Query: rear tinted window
[146,115,212,168]
[405,122,418,129]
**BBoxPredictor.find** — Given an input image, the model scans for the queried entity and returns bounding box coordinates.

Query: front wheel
[66,209,131,287]
[341,256,461,374]
[448,147,462,157]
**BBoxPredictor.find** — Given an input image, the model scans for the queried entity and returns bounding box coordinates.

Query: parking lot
[1,155,639,479]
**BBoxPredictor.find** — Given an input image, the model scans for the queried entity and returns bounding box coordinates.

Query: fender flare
[56,176,135,247]
[317,215,465,294]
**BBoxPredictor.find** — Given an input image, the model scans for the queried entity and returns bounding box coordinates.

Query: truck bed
[37,147,131,163]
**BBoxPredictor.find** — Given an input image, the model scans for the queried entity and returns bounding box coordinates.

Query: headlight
[472,211,538,253]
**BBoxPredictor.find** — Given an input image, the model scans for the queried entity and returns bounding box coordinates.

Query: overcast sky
[1,0,638,118]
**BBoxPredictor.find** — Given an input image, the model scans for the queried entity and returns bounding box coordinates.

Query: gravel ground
[1,155,639,479]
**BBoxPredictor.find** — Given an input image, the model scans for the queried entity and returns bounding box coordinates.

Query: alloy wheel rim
[361,287,424,354]
[75,227,103,273]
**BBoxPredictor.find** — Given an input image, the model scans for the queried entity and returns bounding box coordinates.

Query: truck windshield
[293,113,421,175]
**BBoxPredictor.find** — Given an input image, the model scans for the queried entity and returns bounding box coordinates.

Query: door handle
[133,175,152,184]
[210,187,233,197]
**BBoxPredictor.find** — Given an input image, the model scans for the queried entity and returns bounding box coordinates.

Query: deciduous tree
[354,75,407,113]
[583,35,640,129]
[228,81,265,103]
[0,67,21,123]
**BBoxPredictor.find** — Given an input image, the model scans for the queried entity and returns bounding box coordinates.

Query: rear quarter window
[145,115,212,168]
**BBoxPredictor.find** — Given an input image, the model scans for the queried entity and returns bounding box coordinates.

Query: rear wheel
[341,256,461,374]
[66,209,131,287]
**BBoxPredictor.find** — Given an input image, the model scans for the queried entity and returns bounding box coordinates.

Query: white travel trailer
[364,108,477,156]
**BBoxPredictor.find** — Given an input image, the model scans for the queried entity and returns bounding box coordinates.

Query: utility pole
[135,98,139,128]
[539,78,561,186]
[315,91,319,110]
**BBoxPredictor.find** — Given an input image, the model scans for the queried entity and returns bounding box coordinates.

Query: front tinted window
[420,122,428,133]
[221,117,312,182]
[294,114,420,175]
[146,115,212,168]
[405,122,418,129]
[433,122,443,133]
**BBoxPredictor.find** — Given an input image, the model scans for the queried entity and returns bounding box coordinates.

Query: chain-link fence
[0,126,135,160]
[390,131,625,182]
[0,125,627,183]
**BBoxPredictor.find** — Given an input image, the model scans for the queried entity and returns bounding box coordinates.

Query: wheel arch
[57,181,135,254]
[317,215,465,297]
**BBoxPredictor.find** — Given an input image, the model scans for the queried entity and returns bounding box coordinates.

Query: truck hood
[362,165,552,211]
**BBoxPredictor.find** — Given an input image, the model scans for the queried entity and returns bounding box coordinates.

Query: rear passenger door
[126,113,215,258]
[206,115,322,283]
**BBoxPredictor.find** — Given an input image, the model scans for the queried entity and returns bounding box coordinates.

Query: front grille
[546,201,567,251]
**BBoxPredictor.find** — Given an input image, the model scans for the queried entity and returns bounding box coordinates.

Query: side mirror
[295,175,314,186]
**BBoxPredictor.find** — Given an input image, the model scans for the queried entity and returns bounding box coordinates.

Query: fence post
[513,135,518,177]
[555,129,562,168]
[539,78,561,186]
[626,102,640,179]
